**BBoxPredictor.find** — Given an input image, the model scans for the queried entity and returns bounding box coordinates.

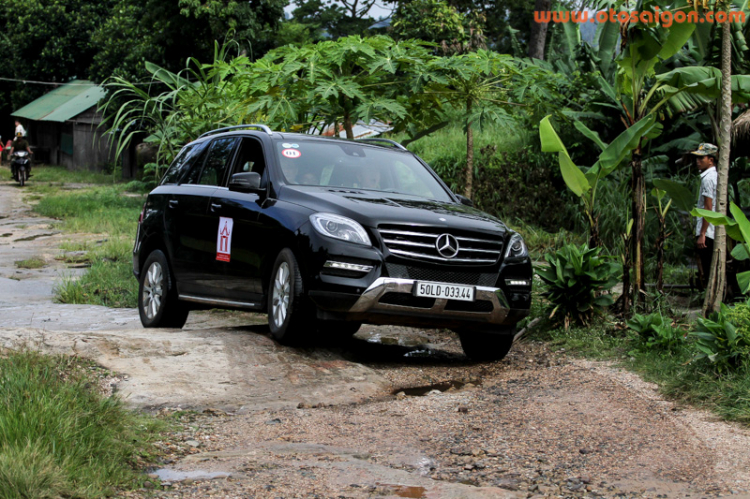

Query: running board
[179,294,262,310]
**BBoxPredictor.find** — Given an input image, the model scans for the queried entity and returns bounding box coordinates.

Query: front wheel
[456,326,516,362]
[138,250,189,328]
[267,248,312,344]
[18,167,25,187]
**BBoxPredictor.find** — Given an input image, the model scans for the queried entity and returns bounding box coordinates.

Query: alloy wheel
[143,261,164,319]
[272,262,291,326]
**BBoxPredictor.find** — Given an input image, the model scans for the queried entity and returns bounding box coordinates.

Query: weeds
[14,257,46,269]
[0,350,164,497]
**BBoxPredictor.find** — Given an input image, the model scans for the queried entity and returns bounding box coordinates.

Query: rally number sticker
[216,217,234,262]
[282,149,301,158]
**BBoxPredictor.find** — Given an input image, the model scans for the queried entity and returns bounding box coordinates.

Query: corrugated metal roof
[12,80,106,123]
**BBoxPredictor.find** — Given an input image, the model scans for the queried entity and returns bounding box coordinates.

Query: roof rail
[198,124,274,139]
[356,138,408,151]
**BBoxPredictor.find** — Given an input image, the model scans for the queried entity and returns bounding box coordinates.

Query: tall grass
[0,351,162,497]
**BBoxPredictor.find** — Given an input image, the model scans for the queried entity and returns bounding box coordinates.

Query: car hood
[280,186,509,236]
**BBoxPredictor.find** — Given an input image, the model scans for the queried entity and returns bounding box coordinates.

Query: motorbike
[10,151,30,186]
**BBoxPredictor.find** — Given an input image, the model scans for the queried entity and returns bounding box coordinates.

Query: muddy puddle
[393,378,482,396]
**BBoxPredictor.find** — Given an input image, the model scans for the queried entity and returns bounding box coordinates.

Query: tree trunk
[703,19,732,315]
[656,213,666,294]
[630,147,646,307]
[528,0,551,60]
[465,100,474,199]
[343,112,354,140]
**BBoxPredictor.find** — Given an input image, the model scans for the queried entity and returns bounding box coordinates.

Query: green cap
[690,143,718,157]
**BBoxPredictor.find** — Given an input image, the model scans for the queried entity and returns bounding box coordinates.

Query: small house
[11,80,135,176]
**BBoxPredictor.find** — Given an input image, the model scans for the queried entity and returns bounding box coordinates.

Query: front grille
[378,224,502,265]
[444,300,494,312]
[385,263,496,286]
[379,293,435,308]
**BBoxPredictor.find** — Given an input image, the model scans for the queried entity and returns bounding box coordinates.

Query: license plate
[414,281,475,302]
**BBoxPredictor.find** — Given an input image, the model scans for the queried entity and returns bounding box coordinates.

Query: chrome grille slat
[379,224,503,265]
[382,239,434,249]
[379,229,439,239]
[455,236,503,245]
[460,247,501,254]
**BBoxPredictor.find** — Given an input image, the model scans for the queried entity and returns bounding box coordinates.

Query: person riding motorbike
[9,132,32,179]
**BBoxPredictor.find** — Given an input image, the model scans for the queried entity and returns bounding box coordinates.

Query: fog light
[324,261,374,273]
[505,279,530,287]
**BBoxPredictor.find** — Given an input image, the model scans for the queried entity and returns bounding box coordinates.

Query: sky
[284,1,395,19]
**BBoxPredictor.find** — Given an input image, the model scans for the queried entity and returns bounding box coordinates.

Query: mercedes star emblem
[436,233,459,258]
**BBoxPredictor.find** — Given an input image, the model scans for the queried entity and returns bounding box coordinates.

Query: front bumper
[309,277,529,329]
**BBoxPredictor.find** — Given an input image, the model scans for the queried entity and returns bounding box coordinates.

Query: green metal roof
[12,80,106,123]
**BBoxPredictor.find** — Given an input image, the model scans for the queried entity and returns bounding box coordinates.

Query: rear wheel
[268,249,312,344]
[457,326,515,361]
[138,250,189,328]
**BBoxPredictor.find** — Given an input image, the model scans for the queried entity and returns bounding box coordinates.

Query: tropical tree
[89,0,285,81]
[391,0,486,54]
[101,42,258,181]
[540,114,660,247]
[246,36,436,139]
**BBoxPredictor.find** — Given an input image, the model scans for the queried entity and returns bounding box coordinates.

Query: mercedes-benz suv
[133,125,532,361]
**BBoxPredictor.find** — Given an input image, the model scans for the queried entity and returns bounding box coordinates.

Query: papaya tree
[246,36,436,139]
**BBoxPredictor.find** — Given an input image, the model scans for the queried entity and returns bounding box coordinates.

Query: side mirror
[229,172,262,193]
[456,194,474,207]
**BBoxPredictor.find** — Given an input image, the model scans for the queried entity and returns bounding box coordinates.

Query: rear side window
[198,138,239,186]
[160,143,205,185]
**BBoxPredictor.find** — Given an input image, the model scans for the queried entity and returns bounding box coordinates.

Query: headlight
[504,234,528,259]
[309,213,371,246]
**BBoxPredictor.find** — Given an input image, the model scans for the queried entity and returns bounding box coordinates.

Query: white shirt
[695,166,717,239]
[14,124,26,137]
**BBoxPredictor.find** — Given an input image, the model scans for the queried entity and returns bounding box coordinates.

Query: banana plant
[651,188,674,293]
[540,114,659,248]
[692,202,750,293]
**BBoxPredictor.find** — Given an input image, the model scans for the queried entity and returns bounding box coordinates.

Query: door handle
[210,203,222,212]
[168,199,179,208]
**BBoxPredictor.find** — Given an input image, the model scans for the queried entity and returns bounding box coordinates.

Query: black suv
[133,125,532,360]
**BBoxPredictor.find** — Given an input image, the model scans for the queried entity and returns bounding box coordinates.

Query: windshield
[274,139,453,202]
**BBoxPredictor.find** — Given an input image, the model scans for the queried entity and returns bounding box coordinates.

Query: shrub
[691,302,750,372]
[535,243,620,328]
[626,312,686,352]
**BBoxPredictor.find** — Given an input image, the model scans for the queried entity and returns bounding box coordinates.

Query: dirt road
[1,181,750,498]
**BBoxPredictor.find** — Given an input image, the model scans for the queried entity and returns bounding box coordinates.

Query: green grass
[14,257,46,269]
[23,168,144,308]
[56,257,137,308]
[0,350,164,498]
[26,165,119,185]
[395,122,529,166]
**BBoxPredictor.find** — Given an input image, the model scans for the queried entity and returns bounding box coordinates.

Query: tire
[138,249,189,328]
[457,326,516,362]
[267,248,312,344]
[18,167,24,187]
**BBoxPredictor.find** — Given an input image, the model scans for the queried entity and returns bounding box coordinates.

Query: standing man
[692,143,719,287]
